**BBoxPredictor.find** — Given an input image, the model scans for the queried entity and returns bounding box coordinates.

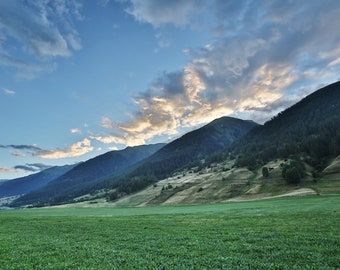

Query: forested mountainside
[109,117,257,196]
[11,143,165,206]
[11,117,256,207]
[107,81,340,206]
[230,81,340,170]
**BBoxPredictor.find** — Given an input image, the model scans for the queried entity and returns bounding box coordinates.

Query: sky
[1,0,340,180]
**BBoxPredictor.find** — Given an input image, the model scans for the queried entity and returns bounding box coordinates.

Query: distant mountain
[11,143,165,206]
[0,164,77,198]
[230,81,340,170]
[113,117,258,194]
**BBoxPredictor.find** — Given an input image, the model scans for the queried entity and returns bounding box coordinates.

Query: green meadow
[0,196,339,269]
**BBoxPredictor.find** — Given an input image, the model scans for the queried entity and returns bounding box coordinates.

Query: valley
[1,82,340,208]
[0,196,338,269]
[1,3,340,269]
[0,80,339,270]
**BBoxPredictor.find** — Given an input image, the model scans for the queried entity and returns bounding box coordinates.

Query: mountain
[0,180,8,185]
[146,116,257,173]
[11,118,256,207]
[11,143,165,207]
[154,116,258,162]
[91,82,340,207]
[112,82,340,200]
[0,164,77,198]
[112,117,258,195]
[230,81,340,170]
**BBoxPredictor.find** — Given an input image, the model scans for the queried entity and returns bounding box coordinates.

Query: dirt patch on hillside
[225,188,318,202]
[147,182,197,205]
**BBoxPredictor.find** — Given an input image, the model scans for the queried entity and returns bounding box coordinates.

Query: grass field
[0,196,339,269]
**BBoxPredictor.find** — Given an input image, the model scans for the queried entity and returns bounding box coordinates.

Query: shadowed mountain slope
[113,117,258,194]
[11,143,165,206]
[0,164,77,198]
[230,81,340,169]
[148,116,257,172]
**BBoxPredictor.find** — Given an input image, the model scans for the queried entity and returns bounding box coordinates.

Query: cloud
[0,166,27,174]
[0,144,42,151]
[0,167,17,173]
[92,66,234,146]
[1,140,93,160]
[0,144,42,159]
[14,163,52,172]
[0,163,52,174]
[0,51,57,79]
[11,151,25,157]
[155,32,171,48]
[98,0,110,7]
[126,0,205,27]
[13,165,39,173]
[0,0,82,78]
[35,138,94,159]
[103,0,340,146]
[26,163,53,171]
[2,88,15,95]
[70,128,82,134]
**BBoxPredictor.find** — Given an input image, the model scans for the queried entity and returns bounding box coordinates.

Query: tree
[282,159,305,184]
[262,167,269,177]
[235,154,257,170]
[284,167,301,184]
[108,191,119,201]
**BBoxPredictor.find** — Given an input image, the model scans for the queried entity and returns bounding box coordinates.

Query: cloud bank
[1,139,93,160]
[0,0,82,78]
[0,144,42,152]
[0,163,52,175]
[126,0,205,27]
[94,0,340,146]
[34,138,93,159]
[14,163,52,173]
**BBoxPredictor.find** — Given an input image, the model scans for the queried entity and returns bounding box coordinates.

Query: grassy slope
[44,155,340,209]
[0,196,339,269]
[98,156,338,208]
[319,155,340,193]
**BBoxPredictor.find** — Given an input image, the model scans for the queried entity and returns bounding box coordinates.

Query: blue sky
[1,0,340,180]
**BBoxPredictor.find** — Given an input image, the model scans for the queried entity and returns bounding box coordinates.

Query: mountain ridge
[230,81,340,170]
[10,117,257,207]
[0,164,77,198]
[109,117,258,196]
[11,143,165,206]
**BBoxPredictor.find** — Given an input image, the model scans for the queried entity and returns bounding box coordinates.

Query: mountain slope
[113,82,340,202]
[230,81,340,169]
[149,116,257,171]
[0,164,77,198]
[113,117,258,194]
[154,116,258,161]
[11,143,165,206]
